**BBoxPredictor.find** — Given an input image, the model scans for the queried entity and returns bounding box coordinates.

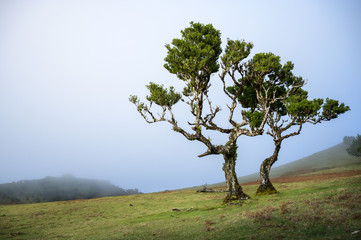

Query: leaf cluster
[321,98,350,120]
[244,110,264,130]
[252,53,304,98]
[269,83,350,126]
[145,82,182,107]
[226,84,258,110]
[221,39,253,68]
[225,51,307,128]
[286,92,323,122]
[164,22,222,92]
[129,95,151,117]
[252,52,282,77]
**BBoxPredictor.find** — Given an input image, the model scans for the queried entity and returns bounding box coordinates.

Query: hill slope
[268,143,361,176]
[1,171,360,239]
[211,142,361,187]
[1,144,360,239]
[0,174,141,204]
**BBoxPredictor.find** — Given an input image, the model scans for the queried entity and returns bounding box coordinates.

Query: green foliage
[244,111,264,130]
[182,84,193,97]
[274,61,304,87]
[321,98,351,120]
[221,39,253,68]
[129,95,147,113]
[251,54,305,101]
[280,91,350,124]
[270,100,287,116]
[129,95,138,105]
[282,88,350,124]
[226,84,258,110]
[225,51,306,117]
[286,97,323,122]
[145,82,181,107]
[238,85,258,110]
[252,52,282,76]
[285,88,323,122]
[289,88,309,101]
[346,134,361,156]
[164,22,222,91]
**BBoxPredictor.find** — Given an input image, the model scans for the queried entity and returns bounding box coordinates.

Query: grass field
[1,163,361,240]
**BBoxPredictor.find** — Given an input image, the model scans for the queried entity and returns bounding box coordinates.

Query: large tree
[130,22,303,203]
[256,87,350,194]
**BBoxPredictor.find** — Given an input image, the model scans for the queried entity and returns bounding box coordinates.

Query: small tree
[256,87,350,194]
[130,22,305,203]
[346,134,361,156]
[343,136,355,145]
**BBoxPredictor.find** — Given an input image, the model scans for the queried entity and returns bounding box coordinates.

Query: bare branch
[281,124,303,140]
[228,99,238,127]
[202,93,232,133]
[198,145,224,158]
[219,72,234,100]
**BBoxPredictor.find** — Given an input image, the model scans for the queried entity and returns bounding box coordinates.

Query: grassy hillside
[1,171,360,239]
[210,142,361,187]
[1,144,360,239]
[269,143,361,176]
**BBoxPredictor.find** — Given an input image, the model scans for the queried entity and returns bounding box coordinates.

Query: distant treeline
[344,134,361,157]
[0,174,141,204]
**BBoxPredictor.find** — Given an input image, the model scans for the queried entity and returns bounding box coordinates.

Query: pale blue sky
[0,0,360,193]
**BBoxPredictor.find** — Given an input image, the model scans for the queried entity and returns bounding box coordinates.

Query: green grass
[1,144,360,239]
[1,173,361,240]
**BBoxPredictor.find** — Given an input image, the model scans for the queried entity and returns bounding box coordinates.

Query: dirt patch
[242,170,361,186]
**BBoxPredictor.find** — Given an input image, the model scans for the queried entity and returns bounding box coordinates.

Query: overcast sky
[1,0,360,193]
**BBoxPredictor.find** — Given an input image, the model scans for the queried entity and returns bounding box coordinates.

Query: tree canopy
[130,22,350,202]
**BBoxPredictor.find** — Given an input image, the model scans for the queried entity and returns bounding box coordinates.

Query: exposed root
[256,185,278,195]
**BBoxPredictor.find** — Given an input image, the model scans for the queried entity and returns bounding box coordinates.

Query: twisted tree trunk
[222,144,250,203]
[256,141,281,195]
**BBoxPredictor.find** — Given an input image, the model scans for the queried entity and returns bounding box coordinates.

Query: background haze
[0,0,360,193]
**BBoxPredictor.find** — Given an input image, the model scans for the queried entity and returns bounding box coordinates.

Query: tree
[130,22,304,203]
[343,136,355,145]
[346,134,361,156]
[256,87,350,194]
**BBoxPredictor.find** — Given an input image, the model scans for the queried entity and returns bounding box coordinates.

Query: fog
[0,174,140,204]
[1,0,360,193]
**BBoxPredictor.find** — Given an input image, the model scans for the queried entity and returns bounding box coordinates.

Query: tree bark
[256,141,281,195]
[222,144,250,203]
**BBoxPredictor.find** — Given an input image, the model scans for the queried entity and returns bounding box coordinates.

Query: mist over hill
[0,174,141,204]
